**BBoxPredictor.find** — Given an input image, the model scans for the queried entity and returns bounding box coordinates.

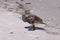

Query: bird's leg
[28,24,35,31]
[32,24,35,31]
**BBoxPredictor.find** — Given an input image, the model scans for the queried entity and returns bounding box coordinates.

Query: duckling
[22,10,46,31]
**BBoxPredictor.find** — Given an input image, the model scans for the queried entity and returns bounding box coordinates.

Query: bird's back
[22,14,45,24]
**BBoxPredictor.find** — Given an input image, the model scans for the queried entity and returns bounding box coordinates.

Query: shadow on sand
[24,26,45,30]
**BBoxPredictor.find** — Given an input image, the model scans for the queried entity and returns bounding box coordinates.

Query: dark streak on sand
[25,3,31,4]
[21,0,24,1]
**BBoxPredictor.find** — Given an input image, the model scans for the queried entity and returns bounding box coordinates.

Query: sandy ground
[0,0,60,40]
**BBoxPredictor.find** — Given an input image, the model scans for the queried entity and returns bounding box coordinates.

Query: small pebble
[55,24,58,26]
[58,6,60,9]
[36,37,39,39]
[10,32,14,34]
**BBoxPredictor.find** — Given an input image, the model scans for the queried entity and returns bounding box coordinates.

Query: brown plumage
[22,10,46,31]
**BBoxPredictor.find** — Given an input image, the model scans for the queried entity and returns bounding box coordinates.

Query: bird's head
[25,10,31,15]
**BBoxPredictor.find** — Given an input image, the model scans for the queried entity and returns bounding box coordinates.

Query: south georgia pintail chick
[22,10,47,31]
